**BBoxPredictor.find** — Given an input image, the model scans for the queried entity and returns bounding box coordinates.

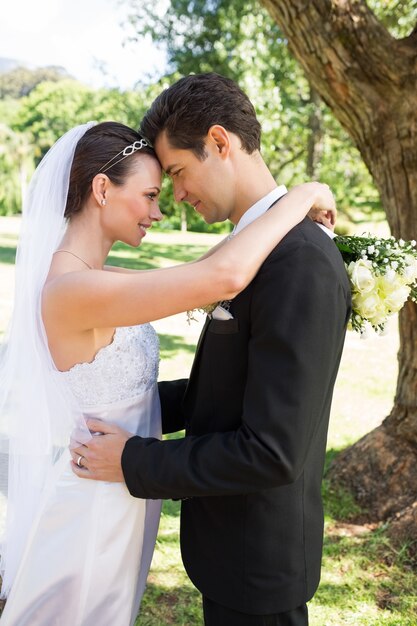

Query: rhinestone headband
[99,138,150,174]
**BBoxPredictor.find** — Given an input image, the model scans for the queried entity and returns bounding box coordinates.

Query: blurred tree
[0,65,70,99]
[124,0,383,229]
[0,124,33,215]
[366,0,416,36]
[0,79,152,213]
[14,80,97,160]
[0,98,20,127]
[15,80,151,159]
[93,87,147,129]
[259,0,417,534]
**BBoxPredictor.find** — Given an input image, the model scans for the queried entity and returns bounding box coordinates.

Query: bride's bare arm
[44,182,335,329]
[104,194,337,275]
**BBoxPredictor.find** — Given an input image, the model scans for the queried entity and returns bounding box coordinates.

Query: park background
[0,0,416,624]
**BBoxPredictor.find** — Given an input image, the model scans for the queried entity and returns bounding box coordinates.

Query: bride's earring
[101,198,106,206]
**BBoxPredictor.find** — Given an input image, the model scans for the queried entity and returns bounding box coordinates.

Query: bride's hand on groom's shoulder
[309,207,336,231]
[70,419,134,482]
[304,182,337,231]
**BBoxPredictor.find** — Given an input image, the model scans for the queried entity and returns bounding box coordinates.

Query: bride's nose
[150,204,163,222]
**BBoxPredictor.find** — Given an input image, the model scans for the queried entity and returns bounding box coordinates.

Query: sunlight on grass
[138,500,204,625]
[311,522,417,625]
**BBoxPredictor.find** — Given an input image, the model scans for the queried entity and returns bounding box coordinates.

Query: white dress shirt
[231,184,335,239]
[212,186,288,320]
[231,185,288,236]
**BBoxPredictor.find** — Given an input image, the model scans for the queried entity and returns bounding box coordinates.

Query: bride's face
[103,155,163,247]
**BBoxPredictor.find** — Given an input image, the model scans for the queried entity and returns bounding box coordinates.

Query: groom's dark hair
[140,73,262,160]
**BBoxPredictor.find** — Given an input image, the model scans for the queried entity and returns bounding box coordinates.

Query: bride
[0,120,335,625]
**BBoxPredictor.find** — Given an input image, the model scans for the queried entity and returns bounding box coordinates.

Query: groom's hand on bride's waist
[70,419,134,482]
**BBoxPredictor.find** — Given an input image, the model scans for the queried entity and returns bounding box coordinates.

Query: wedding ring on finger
[76,455,84,468]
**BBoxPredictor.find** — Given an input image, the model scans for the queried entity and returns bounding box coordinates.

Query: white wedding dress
[1,324,162,626]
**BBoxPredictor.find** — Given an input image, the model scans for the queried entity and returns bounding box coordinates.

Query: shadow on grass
[137,581,203,626]
[318,449,417,623]
[0,244,16,265]
[317,525,417,621]
[322,447,363,521]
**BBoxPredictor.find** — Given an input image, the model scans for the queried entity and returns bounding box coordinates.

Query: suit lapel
[187,316,210,385]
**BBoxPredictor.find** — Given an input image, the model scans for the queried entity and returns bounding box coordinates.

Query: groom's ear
[207,125,231,159]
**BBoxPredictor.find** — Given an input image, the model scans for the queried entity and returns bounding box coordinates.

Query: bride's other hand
[308,208,336,231]
[71,419,134,482]
[305,183,336,231]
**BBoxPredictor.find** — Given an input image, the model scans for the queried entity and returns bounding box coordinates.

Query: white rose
[352,291,384,320]
[348,259,376,294]
[378,273,404,295]
[369,309,389,327]
[384,284,411,313]
[381,268,397,285]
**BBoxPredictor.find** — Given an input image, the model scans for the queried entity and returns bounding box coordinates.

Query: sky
[0,0,167,90]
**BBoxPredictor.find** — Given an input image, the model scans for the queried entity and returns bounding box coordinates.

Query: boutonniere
[187,300,234,323]
[334,234,417,336]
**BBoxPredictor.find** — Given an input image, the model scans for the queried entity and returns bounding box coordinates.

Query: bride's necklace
[54,249,93,270]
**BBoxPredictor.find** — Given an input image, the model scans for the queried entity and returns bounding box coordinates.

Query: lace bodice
[59,324,159,407]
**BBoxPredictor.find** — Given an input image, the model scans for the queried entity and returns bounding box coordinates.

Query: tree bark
[260,0,417,527]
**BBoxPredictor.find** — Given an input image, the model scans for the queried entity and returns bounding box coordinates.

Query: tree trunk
[260,0,417,531]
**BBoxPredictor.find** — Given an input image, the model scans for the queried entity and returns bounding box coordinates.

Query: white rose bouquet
[334,234,417,334]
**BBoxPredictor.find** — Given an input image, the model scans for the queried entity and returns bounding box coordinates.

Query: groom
[73,74,351,625]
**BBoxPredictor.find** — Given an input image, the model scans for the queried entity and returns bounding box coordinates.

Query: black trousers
[202,596,308,626]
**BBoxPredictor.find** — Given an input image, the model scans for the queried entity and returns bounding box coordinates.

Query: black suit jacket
[122,217,351,614]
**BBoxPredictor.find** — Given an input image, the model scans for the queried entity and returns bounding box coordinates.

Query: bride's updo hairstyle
[65,121,156,219]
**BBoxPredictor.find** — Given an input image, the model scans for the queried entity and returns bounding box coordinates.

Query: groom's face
[155,131,235,224]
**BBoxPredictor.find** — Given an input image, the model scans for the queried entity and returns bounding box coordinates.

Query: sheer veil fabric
[0,122,95,597]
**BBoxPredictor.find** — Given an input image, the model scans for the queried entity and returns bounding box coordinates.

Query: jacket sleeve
[157,379,188,435]
[122,239,350,499]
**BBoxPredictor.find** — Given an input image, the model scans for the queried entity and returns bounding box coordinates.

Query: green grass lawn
[0,219,416,625]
